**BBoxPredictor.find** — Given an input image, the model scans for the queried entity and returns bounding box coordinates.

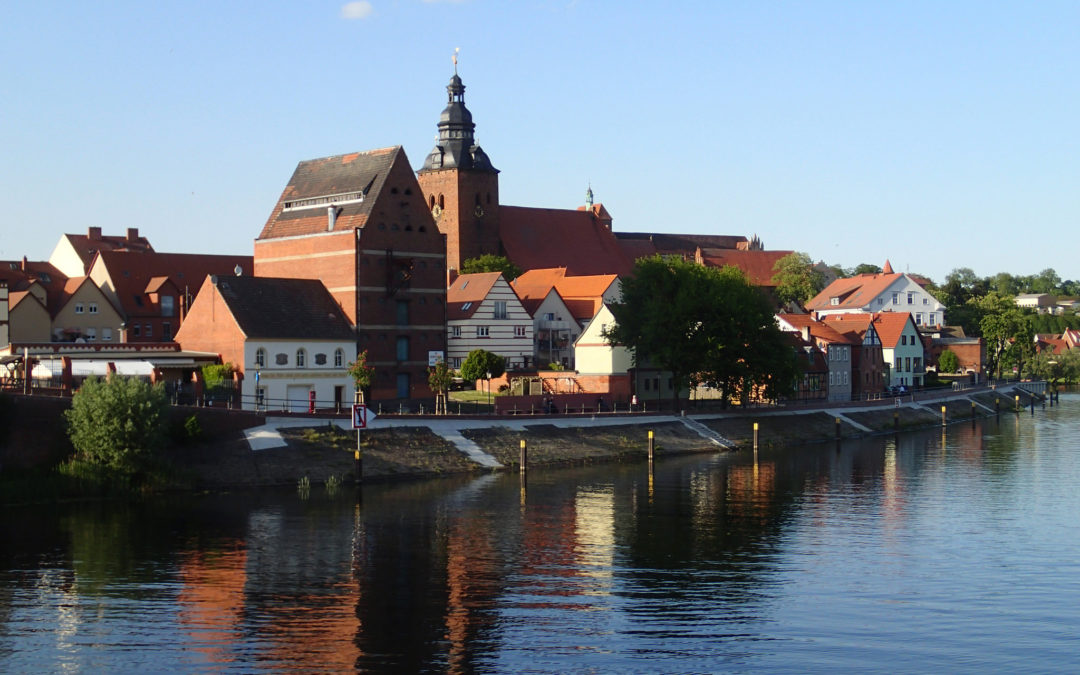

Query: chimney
[21,256,28,272]
[126,227,139,242]
[327,206,338,231]
[801,326,811,343]
[88,226,102,240]
[447,268,459,286]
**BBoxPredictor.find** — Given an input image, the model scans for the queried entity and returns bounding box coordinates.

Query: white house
[175,275,356,412]
[806,260,945,327]
[574,304,632,377]
[447,272,533,371]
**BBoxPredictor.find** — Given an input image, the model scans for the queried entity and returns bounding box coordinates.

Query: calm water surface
[3,396,1080,673]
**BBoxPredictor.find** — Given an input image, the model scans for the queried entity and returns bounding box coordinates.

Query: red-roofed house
[865,312,925,388]
[89,250,253,342]
[806,261,945,327]
[447,272,533,371]
[822,314,888,397]
[49,227,154,277]
[50,277,124,343]
[777,313,856,401]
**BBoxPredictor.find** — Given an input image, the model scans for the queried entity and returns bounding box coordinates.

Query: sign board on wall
[428,351,445,367]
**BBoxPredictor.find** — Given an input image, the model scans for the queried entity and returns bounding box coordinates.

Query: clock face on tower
[431,204,442,218]
[474,205,484,217]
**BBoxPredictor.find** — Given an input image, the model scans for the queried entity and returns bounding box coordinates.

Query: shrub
[64,376,168,471]
[460,349,506,383]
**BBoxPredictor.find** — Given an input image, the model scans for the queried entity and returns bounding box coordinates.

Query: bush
[938,350,960,374]
[64,376,168,471]
[460,349,506,383]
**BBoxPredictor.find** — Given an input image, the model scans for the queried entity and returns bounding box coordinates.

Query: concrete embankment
[178,383,1045,489]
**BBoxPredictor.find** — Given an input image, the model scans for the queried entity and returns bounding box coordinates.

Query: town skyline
[3,2,1078,283]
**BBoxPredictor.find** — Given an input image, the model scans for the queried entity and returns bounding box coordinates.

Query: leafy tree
[605,256,799,409]
[1031,268,1062,295]
[772,252,825,307]
[201,363,234,402]
[1029,349,1080,386]
[460,349,505,384]
[853,263,883,276]
[937,349,960,374]
[981,308,1028,380]
[427,360,453,414]
[347,350,374,403]
[64,376,168,470]
[460,254,522,281]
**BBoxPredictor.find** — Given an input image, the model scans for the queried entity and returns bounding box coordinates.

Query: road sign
[352,404,368,429]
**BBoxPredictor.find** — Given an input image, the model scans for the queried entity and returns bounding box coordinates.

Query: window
[255,348,266,367]
[256,387,266,409]
[544,313,555,321]
[144,324,152,338]
[396,300,409,326]
[915,313,923,325]
[907,292,914,304]
[88,303,98,314]
[877,298,884,306]
[133,324,141,337]
[843,371,849,385]
[904,357,911,372]
[477,326,489,338]
[895,357,902,371]
[162,322,172,340]
[85,327,96,341]
[451,357,462,369]
[515,325,526,337]
[923,298,929,305]
[901,335,907,345]
[829,371,835,386]
[74,303,84,314]
[102,327,112,341]
[334,348,344,368]
[892,292,899,305]
[914,357,922,371]
[296,348,307,368]
[396,336,409,361]
[830,297,839,306]
[929,313,936,325]
[494,301,507,319]
[161,296,174,317]
[451,325,461,338]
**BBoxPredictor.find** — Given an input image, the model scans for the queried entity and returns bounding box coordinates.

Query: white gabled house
[447,272,533,371]
[806,260,945,328]
[574,304,632,377]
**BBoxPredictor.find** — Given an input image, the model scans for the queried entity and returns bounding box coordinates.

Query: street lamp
[486,371,492,410]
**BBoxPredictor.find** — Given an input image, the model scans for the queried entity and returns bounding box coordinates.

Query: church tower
[416,64,501,273]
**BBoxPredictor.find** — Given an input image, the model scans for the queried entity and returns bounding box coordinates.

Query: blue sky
[2,1,1077,284]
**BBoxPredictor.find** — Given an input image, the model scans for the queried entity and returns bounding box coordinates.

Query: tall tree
[460,254,522,281]
[853,263,883,275]
[772,252,825,307]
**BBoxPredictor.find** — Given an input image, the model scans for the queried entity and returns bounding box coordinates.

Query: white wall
[243,339,355,412]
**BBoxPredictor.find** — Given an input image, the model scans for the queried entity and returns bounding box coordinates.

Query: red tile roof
[498,205,633,276]
[195,275,355,340]
[258,147,400,240]
[805,270,905,312]
[95,250,253,319]
[870,312,915,349]
[447,272,505,320]
[777,312,856,345]
[0,260,68,311]
[614,232,748,261]
[697,248,793,287]
[59,228,154,275]
[822,313,875,341]
[511,268,617,322]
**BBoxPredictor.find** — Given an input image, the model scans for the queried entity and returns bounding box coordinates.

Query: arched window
[255,347,266,367]
[429,195,435,209]
[334,348,344,368]
[296,348,307,368]
[438,194,445,209]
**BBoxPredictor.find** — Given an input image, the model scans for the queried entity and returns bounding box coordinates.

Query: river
[2,395,1079,673]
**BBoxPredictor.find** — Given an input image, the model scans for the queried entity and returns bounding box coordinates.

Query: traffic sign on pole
[352,404,368,429]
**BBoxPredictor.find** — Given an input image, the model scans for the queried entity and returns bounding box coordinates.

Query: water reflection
[3,397,1080,672]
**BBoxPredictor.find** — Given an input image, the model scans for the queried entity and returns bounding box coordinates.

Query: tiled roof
[8,290,44,312]
[60,229,154,274]
[870,312,915,349]
[0,260,68,311]
[614,232,748,261]
[258,147,400,240]
[511,268,616,322]
[697,249,792,287]
[805,271,904,311]
[447,272,504,320]
[498,206,633,276]
[822,313,874,340]
[96,250,253,318]
[208,275,354,340]
[777,312,856,344]
[562,298,602,323]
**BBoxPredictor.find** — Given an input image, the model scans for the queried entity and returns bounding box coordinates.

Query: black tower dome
[421,72,498,173]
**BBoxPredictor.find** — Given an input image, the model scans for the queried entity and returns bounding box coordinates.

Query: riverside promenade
[243,382,1046,470]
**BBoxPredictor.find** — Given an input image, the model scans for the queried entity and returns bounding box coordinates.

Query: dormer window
[830,297,839,306]
[282,190,364,211]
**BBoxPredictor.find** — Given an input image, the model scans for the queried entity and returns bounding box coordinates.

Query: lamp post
[486,371,492,410]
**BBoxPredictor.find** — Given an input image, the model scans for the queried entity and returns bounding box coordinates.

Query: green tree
[460,349,506,384]
[853,263,883,276]
[460,254,522,281]
[347,350,374,403]
[772,252,826,306]
[200,363,234,401]
[427,360,453,414]
[64,376,168,470]
[937,349,960,374]
[981,307,1028,380]
[605,256,799,409]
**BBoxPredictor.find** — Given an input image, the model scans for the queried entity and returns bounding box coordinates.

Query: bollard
[648,430,655,463]
[1015,395,1020,413]
[753,422,759,454]
[995,398,1000,417]
[354,448,362,485]
[520,439,527,475]
[835,417,842,440]
[941,405,947,427]
[972,401,977,428]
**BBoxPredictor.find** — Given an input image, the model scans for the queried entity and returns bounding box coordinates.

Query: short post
[647,429,655,463]
[519,439,527,475]
[941,405,947,427]
[835,417,841,440]
[753,422,759,460]
[354,448,362,485]
[1015,395,1020,413]
[1031,396,1035,416]
[971,401,977,428]
[995,398,1000,417]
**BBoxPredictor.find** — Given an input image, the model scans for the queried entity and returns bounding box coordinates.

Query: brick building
[255,146,447,402]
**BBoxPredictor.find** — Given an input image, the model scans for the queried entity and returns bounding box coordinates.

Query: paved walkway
[243,384,1031,468]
